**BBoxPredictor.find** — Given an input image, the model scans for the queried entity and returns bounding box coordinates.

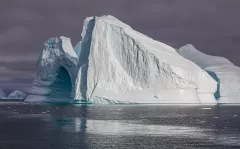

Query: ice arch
[49,66,72,97]
[27,37,78,99]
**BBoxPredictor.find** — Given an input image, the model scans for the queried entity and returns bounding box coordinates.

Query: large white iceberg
[178,44,240,103]
[74,16,217,104]
[27,15,218,104]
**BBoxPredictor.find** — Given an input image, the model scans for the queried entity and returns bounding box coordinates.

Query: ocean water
[0,103,239,149]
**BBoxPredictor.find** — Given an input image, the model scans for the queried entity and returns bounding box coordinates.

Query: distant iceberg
[26,15,218,104]
[7,90,27,100]
[0,89,27,100]
[178,44,240,103]
[0,89,6,99]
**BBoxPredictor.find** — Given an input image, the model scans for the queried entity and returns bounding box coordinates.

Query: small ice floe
[201,107,211,110]
[41,111,48,114]
[196,120,206,123]
[233,115,238,117]
[213,117,219,119]
[116,108,122,111]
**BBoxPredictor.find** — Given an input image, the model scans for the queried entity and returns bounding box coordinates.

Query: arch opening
[50,66,72,98]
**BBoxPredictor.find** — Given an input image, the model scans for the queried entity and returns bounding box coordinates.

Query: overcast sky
[1,0,240,82]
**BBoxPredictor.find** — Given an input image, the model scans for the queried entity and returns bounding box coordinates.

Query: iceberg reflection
[54,117,208,138]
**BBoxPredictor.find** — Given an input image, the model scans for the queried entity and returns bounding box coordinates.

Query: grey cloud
[0,26,30,45]
[0,66,34,77]
[0,60,36,78]
[0,0,240,79]
[0,54,38,62]
[0,60,36,72]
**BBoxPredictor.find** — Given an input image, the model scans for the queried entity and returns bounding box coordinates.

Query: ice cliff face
[74,16,217,104]
[178,44,240,103]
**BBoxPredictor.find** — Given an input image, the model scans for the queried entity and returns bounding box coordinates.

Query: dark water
[0,103,240,149]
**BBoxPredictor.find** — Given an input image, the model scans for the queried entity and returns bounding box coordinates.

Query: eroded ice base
[76,88,212,104]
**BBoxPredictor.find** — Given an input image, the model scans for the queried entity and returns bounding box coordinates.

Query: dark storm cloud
[1,0,240,80]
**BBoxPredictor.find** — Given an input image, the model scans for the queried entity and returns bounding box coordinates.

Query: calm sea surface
[0,103,240,149]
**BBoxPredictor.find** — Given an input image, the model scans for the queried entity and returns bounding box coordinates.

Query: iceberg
[74,16,217,104]
[178,44,240,103]
[27,15,218,104]
[6,90,27,100]
[26,36,78,100]
[0,89,6,99]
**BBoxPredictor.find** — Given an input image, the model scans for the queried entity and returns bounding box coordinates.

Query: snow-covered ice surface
[178,44,240,103]
[27,15,218,104]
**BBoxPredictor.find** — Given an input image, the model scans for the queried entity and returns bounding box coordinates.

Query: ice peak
[178,44,233,68]
[178,44,198,53]
[44,37,61,50]
[60,36,78,58]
